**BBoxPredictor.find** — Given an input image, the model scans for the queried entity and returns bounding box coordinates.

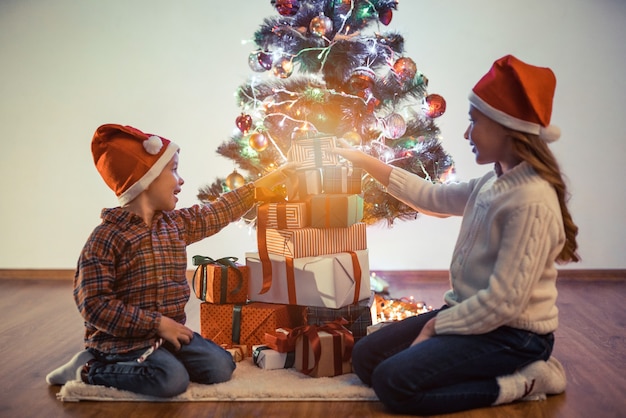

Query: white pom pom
[539,125,561,143]
[143,135,163,155]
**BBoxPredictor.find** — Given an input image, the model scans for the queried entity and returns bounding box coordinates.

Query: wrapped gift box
[259,201,309,229]
[287,169,323,200]
[221,344,247,362]
[287,136,338,169]
[264,222,367,258]
[200,302,306,355]
[252,345,296,370]
[264,328,294,353]
[366,320,397,335]
[294,325,353,377]
[310,194,363,228]
[192,256,249,304]
[246,249,370,309]
[306,292,375,342]
[323,166,363,194]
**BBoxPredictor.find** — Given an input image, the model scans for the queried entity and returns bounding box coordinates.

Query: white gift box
[252,345,295,370]
[246,249,370,309]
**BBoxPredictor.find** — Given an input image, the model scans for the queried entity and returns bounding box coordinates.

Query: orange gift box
[200,302,306,356]
[220,344,247,362]
[192,256,249,304]
[264,328,294,353]
[260,201,309,229]
[264,222,367,258]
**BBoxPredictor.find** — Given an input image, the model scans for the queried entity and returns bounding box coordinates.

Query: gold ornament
[225,170,245,190]
[309,14,333,37]
[248,132,269,152]
[272,57,294,79]
[342,130,362,145]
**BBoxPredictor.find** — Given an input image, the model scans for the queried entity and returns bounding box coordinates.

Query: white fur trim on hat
[117,142,180,206]
[468,91,561,143]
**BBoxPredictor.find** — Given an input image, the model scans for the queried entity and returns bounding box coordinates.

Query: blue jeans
[84,332,235,398]
[352,308,554,415]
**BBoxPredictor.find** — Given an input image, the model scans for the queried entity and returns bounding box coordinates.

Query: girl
[334,55,579,415]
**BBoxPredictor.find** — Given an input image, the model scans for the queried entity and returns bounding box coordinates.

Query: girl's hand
[411,317,437,346]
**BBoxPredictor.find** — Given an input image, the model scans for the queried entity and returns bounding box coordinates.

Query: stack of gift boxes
[196,136,375,378]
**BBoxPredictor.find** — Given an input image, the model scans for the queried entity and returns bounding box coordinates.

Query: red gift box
[200,302,306,355]
[192,256,249,304]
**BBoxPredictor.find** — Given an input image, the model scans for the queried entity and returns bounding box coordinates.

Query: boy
[46,124,287,397]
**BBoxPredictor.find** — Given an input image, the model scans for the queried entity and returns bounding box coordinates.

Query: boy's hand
[254,163,297,189]
[157,315,194,351]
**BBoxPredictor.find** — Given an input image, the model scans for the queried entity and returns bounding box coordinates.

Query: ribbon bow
[287,318,354,376]
[192,255,243,303]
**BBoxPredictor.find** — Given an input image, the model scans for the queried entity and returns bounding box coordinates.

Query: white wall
[1,0,624,270]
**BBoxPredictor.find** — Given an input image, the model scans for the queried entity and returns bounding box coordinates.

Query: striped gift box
[287,136,338,169]
[262,202,309,229]
[264,223,367,258]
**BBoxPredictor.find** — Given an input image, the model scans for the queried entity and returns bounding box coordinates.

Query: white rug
[57,359,378,402]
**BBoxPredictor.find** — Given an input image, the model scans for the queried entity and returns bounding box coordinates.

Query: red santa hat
[91,124,179,205]
[468,55,561,142]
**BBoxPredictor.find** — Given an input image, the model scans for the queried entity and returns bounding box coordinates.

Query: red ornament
[272,0,301,16]
[334,0,352,14]
[392,57,417,83]
[379,8,393,25]
[235,113,253,134]
[248,51,267,72]
[257,51,274,71]
[423,94,447,118]
[348,67,376,94]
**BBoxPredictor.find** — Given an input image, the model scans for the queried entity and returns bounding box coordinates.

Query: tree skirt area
[57,359,378,402]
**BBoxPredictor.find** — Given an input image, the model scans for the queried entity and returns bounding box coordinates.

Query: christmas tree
[198,0,454,226]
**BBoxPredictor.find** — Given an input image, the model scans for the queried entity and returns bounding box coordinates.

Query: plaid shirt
[74,183,255,354]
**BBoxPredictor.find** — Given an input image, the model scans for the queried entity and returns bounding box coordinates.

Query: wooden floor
[1,272,624,418]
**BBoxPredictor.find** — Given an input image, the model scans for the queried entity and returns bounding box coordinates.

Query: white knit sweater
[386,162,565,335]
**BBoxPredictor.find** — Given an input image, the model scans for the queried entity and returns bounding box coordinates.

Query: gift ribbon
[285,257,298,305]
[287,319,354,376]
[192,255,243,304]
[255,187,287,295]
[232,304,243,344]
[282,251,362,306]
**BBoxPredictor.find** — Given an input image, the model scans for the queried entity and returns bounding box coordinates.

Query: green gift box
[310,194,363,228]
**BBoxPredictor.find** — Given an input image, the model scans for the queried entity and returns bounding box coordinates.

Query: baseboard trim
[0,268,624,281]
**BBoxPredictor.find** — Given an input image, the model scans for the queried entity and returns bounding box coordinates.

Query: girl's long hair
[504,130,580,264]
